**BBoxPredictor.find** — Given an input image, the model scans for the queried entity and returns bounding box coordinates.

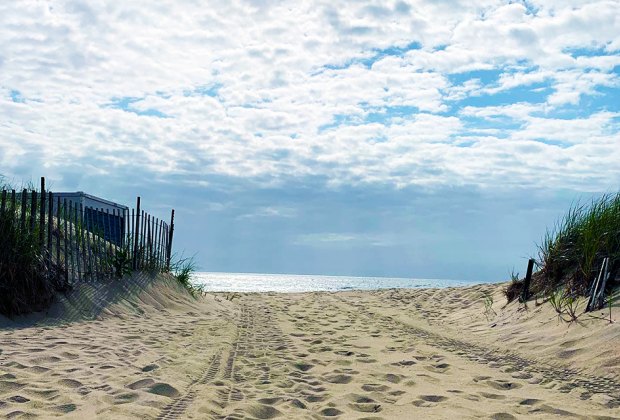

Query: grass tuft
[503,269,523,303]
[169,254,204,297]
[481,292,496,320]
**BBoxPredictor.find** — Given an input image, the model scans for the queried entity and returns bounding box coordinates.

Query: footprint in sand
[320,407,343,417]
[362,383,390,392]
[293,362,314,372]
[245,403,283,419]
[324,374,353,384]
[490,413,517,420]
[391,360,416,367]
[112,392,140,404]
[519,398,540,406]
[49,403,77,414]
[347,394,383,413]
[147,383,180,398]
[126,378,179,398]
[424,362,451,374]
[7,395,29,403]
[141,363,159,372]
[27,365,50,374]
[479,392,506,400]
[485,379,522,391]
[58,379,83,388]
[412,395,448,407]
[126,378,155,390]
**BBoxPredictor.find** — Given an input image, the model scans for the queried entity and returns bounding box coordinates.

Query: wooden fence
[0,177,175,286]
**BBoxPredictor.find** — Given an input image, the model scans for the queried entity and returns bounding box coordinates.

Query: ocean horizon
[193,271,490,293]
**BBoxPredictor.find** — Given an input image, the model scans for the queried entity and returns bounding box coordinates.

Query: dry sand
[1,276,619,419]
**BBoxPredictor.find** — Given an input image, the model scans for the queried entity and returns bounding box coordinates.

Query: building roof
[54,191,129,210]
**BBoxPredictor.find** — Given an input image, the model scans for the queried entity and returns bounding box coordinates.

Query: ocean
[193,272,485,293]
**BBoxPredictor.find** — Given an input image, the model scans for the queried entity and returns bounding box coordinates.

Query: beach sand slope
[1,280,620,419]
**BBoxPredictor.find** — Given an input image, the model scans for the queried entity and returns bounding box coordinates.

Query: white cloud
[294,232,398,247]
[0,0,618,192]
[237,206,297,219]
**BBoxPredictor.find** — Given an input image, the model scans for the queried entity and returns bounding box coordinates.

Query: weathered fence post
[133,197,141,270]
[145,214,150,268]
[67,201,75,283]
[10,190,16,217]
[74,204,82,283]
[29,190,37,233]
[130,208,134,255]
[56,196,61,277]
[0,190,6,215]
[63,199,69,285]
[166,209,175,271]
[20,189,27,231]
[91,207,101,281]
[83,204,93,281]
[519,258,535,303]
[160,218,165,270]
[47,192,53,254]
[39,177,46,247]
[587,257,610,312]
[153,217,160,270]
[140,210,146,269]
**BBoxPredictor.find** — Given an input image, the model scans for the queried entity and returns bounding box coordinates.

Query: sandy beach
[1,275,619,419]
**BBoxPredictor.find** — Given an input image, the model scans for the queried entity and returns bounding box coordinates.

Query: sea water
[193,272,483,293]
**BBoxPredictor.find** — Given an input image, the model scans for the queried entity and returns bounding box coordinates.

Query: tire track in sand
[209,297,328,419]
[156,351,224,420]
[331,294,620,408]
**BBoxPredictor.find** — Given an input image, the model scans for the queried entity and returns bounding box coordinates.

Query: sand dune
[1,277,619,418]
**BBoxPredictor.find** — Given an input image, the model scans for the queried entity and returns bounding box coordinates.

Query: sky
[0,1,619,281]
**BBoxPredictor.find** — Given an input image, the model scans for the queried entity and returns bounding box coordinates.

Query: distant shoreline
[193,271,491,293]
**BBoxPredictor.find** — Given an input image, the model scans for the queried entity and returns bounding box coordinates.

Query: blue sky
[1,1,619,281]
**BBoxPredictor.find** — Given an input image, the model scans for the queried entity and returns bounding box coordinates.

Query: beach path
[182,291,620,419]
[1,278,619,419]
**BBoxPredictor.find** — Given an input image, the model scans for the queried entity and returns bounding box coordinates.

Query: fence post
[519,259,535,303]
[79,204,88,281]
[84,205,93,281]
[130,208,135,256]
[161,222,167,270]
[29,190,37,233]
[63,199,69,285]
[67,201,75,284]
[0,190,6,215]
[133,197,141,270]
[146,214,152,268]
[20,189,27,231]
[587,257,610,312]
[166,209,175,271]
[47,192,53,254]
[158,220,165,270]
[103,208,111,274]
[73,203,82,283]
[10,190,16,217]
[91,207,102,281]
[56,196,61,275]
[140,210,146,269]
[39,177,46,247]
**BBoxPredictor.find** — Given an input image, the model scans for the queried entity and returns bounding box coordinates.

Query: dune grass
[0,184,56,316]
[506,192,620,319]
[170,254,205,297]
[535,192,620,297]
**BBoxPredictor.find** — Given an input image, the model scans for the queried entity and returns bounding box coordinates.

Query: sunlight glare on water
[193,272,483,293]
